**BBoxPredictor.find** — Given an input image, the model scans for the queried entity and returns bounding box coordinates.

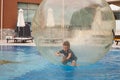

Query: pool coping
[0,40,120,48]
[0,40,36,46]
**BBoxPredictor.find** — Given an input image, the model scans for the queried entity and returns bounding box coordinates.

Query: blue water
[0,46,120,80]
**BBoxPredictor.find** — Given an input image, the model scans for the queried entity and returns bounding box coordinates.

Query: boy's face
[63,45,69,51]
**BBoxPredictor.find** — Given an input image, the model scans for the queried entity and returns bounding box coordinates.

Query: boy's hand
[60,53,64,57]
[55,52,61,56]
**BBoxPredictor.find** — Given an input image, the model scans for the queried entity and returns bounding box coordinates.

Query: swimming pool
[0,45,120,80]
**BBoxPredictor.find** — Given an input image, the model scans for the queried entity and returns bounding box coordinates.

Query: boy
[55,41,77,66]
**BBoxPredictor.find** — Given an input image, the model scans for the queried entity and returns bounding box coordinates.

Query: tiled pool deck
[0,40,120,49]
[0,40,36,46]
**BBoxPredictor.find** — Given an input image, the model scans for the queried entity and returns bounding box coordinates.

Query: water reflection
[61,66,76,80]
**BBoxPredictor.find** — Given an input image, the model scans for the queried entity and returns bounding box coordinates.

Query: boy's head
[63,41,70,51]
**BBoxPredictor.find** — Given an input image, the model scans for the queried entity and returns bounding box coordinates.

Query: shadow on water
[0,60,21,65]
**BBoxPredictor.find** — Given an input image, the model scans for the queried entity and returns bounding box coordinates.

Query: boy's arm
[55,51,64,57]
[66,53,72,60]
[55,51,61,56]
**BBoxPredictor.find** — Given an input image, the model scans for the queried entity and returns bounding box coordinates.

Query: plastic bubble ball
[32,0,115,66]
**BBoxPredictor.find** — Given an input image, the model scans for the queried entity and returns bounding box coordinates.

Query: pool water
[0,46,120,80]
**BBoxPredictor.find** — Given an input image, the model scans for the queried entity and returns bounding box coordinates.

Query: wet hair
[63,41,70,47]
